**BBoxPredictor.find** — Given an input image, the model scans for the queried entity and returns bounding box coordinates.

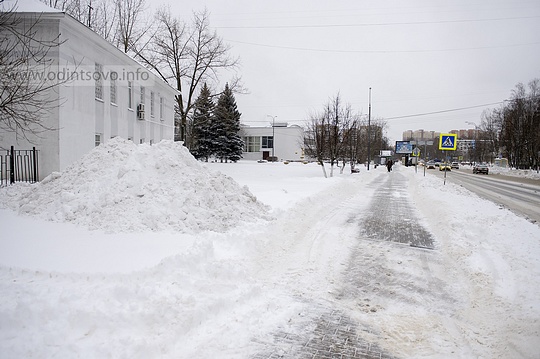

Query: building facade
[241,123,306,161]
[1,1,177,179]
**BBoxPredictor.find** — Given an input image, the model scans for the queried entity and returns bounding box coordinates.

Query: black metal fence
[0,146,39,186]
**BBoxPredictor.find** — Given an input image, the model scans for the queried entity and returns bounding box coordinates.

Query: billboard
[395,141,413,154]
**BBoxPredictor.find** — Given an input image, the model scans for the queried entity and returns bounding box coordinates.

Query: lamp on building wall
[267,114,277,161]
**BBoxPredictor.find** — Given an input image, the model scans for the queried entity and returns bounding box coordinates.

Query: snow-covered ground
[1,139,539,358]
[488,164,540,179]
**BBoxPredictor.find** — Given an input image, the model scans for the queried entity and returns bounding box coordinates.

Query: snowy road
[438,169,540,224]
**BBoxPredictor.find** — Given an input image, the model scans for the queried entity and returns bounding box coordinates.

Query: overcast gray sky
[161,0,540,143]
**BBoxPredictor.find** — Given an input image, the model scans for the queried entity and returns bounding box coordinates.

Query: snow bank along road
[431,167,540,225]
[249,165,540,358]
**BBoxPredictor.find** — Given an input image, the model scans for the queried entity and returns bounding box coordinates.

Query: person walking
[386,159,393,172]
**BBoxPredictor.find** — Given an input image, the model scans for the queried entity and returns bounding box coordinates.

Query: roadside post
[412,147,420,174]
[439,134,458,185]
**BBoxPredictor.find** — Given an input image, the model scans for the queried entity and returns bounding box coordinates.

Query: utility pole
[88,0,93,28]
[367,88,372,171]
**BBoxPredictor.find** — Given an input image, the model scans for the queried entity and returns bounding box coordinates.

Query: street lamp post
[267,115,277,161]
[465,121,478,163]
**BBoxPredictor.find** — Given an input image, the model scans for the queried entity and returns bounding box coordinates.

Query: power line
[216,15,540,29]
[226,39,540,54]
[240,97,539,124]
[384,102,503,120]
[385,95,540,121]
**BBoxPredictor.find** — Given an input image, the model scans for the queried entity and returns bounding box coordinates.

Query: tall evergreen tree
[213,83,243,162]
[191,83,214,161]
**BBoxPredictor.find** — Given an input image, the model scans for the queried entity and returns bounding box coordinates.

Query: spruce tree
[213,83,244,162]
[191,83,214,161]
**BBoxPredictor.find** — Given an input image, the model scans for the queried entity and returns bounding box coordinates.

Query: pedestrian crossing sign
[439,134,457,150]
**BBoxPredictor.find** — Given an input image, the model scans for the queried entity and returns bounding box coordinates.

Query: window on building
[261,136,273,149]
[127,81,133,109]
[95,63,103,100]
[95,133,102,147]
[110,73,117,104]
[244,136,261,152]
[140,86,145,105]
[159,96,164,119]
[139,138,145,144]
[150,91,155,117]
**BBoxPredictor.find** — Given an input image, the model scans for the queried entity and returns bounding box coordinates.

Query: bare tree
[43,0,93,26]
[115,0,148,53]
[369,118,389,162]
[480,108,502,163]
[342,118,361,171]
[42,0,145,53]
[0,5,63,140]
[304,94,365,177]
[135,7,240,144]
[498,80,540,169]
[325,93,358,176]
[348,117,387,168]
[92,0,119,43]
[304,111,330,178]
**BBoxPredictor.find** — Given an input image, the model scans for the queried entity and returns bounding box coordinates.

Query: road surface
[426,166,540,224]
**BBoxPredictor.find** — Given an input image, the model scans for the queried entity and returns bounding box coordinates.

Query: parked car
[451,162,459,169]
[473,163,489,174]
[439,163,451,171]
[426,161,437,169]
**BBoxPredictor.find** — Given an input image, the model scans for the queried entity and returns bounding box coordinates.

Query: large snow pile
[2,138,270,233]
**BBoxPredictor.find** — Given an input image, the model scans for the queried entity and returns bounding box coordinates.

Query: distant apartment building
[402,129,439,142]
[450,129,481,140]
[404,128,482,142]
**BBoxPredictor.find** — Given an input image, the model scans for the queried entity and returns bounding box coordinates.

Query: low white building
[241,123,306,162]
[0,0,177,180]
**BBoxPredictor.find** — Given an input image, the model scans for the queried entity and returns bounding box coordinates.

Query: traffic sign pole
[438,134,458,185]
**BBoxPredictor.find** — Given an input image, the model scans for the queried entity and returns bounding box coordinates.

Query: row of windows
[94,63,165,119]
[244,136,273,152]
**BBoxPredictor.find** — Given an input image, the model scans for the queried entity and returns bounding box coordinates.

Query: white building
[0,0,177,179]
[241,123,306,162]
